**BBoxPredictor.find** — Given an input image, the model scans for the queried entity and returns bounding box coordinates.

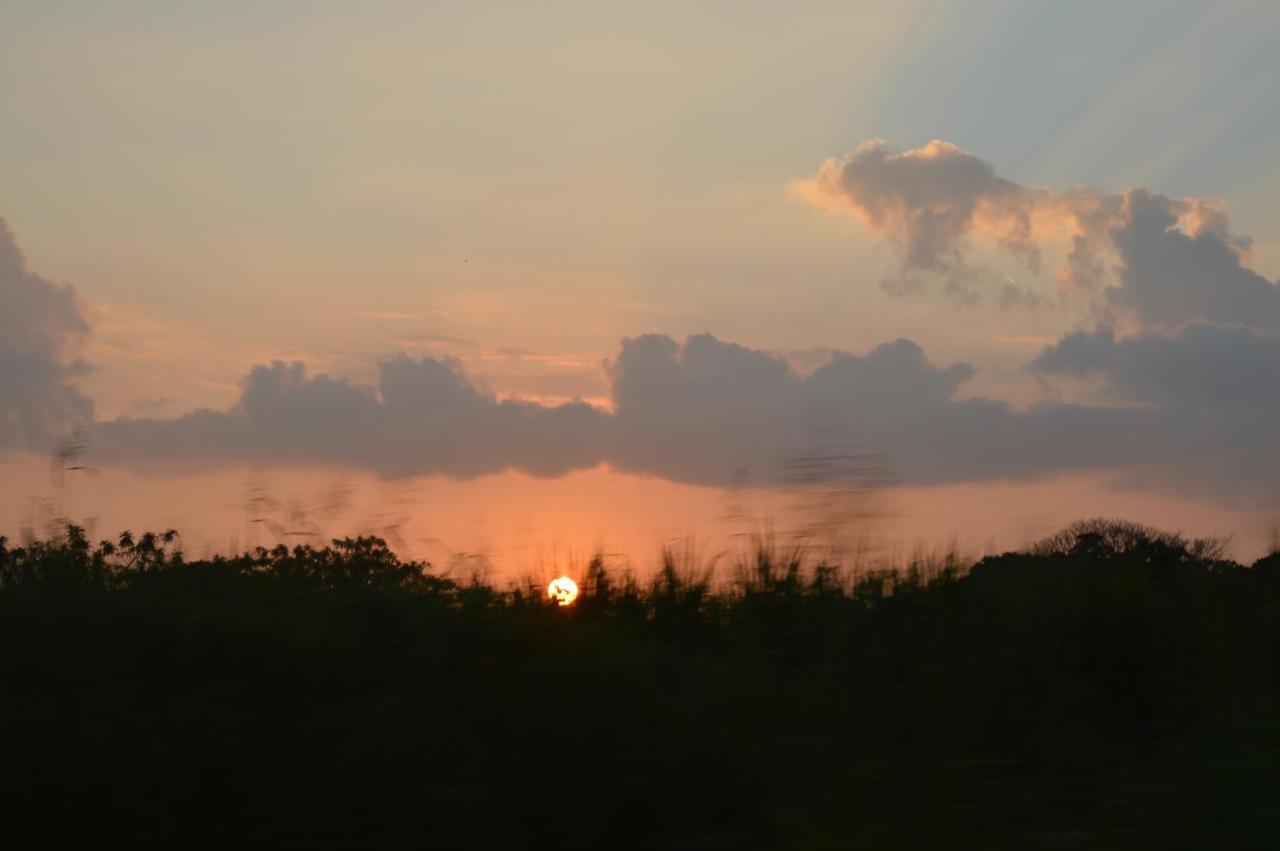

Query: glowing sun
[548,576,579,606]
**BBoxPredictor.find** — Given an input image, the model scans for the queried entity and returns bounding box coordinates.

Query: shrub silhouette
[2,521,1279,848]
[1029,516,1232,561]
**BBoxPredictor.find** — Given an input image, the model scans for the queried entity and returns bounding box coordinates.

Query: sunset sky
[4,1,1280,568]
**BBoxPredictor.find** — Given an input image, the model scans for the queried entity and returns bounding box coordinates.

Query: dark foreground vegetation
[3,520,1280,849]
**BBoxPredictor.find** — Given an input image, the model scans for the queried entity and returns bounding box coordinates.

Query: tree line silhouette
[2,519,1279,848]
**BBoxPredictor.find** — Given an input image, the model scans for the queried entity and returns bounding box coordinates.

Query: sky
[3,0,1280,568]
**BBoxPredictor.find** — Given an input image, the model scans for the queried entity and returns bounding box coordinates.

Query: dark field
[3,520,1279,849]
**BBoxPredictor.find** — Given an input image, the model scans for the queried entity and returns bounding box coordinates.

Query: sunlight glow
[547,576,579,606]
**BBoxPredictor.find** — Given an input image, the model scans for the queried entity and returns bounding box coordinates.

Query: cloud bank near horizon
[79,328,1279,499]
[4,127,1280,503]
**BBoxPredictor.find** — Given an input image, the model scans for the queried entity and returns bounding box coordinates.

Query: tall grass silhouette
[2,519,1279,848]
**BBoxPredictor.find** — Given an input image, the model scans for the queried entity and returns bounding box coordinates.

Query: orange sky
[3,3,1280,568]
[3,455,1273,577]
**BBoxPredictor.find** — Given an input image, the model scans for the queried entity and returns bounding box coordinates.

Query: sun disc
[548,576,579,606]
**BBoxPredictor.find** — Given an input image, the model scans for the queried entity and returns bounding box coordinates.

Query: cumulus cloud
[606,334,804,482]
[1107,190,1280,329]
[0,218,93,450]
[94,354,609,479]
[1030,322,1280,497]
[798,140,1280,329]
[85,331,1279,498]
[798,140,1043,278]
[599,334,1152,487]
[1032,323,1280,409]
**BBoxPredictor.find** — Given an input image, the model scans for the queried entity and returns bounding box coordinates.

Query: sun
[547,576,579,606]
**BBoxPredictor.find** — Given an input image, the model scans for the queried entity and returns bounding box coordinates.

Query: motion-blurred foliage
[2,519,1279,848]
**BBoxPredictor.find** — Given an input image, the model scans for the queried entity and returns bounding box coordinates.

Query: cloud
[1030,323,1280,498]
[798,141,1280,329]
[87,331,1280,500]
[1032,323,1280,409]
[601,333,994,484]
[1107,190,1280,329]
[5,194,1274,503]
[606,333,809,482]
[94,354,610,479]
[0,218,93,450]
[797,139,1042,278]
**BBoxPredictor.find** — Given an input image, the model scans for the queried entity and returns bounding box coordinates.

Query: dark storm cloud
[0,218,93,450]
